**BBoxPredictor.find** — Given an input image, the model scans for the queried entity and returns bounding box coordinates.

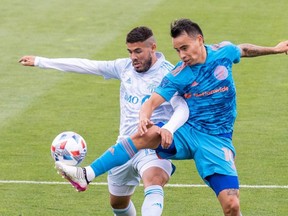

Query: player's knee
[222,196,240,216]
[218,189,240,216]
[142,167,169,187]
[110,195,131,209]
[150,174,168,186]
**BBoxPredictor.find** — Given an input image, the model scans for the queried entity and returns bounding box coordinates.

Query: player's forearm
[162,96,189,135]
[239,44,278,57]
[239,40,288,57]
[35,57,104,75]
[139,93,165,124]
[139,100,154,121]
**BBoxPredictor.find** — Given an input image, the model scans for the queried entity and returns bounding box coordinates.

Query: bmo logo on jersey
[124,93,139,104]
[124,93,150,105]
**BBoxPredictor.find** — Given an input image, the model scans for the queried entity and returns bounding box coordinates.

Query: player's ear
[197,34,204,45]
[151,42,157,51]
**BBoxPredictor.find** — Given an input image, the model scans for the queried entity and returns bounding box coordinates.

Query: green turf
[0,0,287,215]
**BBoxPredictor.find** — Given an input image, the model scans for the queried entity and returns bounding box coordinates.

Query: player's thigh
[193,130,238,180]
[156,123,196,160]
[206,173,239,196]
[108,160,139,197]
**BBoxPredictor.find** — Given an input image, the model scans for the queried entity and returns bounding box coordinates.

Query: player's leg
[107,160,139,216]
[110,193,136,216]
[137,150,174,216]
[54,126,161,192]
[90,126,162,175]
[142,168,167,216]
[218,189,241,216]
[206,174,241,216]
[193,129,241,216]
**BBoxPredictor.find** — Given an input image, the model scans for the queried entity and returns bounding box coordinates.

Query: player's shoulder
[209,41,237,51]
[156,52,174,72]
[209,41,241,54]
[208,41,241,61]
[160,60,174,74]
[169,61,190,77]
[113,57,136,74]
[115,57,132,68]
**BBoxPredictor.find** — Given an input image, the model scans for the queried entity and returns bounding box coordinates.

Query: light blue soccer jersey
[156,41,241,135]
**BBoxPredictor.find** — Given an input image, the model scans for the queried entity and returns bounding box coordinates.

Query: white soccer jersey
[35,52,174,140]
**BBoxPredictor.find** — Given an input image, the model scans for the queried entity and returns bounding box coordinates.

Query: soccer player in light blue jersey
[50,19,288,216]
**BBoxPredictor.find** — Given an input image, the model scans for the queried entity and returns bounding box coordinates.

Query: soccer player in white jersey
[19,26,189,216]
[41,20,288,216]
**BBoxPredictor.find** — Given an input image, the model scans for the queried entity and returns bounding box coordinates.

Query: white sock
[84,166,95,182]
[142,185,164,216]
[113,200,136,216]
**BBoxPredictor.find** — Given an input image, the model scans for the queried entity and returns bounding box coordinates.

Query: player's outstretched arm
[19,56,36,66]
[19,55,120,78]
[238,40,288,57]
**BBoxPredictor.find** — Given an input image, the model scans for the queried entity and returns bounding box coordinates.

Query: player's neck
[151,54,158,67]
[198,45,207,64]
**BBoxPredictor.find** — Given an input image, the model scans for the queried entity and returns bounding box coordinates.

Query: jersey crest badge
[214,66,228,80]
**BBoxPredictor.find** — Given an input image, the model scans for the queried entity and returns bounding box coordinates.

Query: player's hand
[275,40,288,54]
[18,56,36,66]
[138,118,154,136]
[158,128,173,149]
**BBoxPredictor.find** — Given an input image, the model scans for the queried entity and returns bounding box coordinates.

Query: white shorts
[108,149,174,196]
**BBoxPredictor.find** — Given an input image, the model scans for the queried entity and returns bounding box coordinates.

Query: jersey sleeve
[230,44,241,64]
[155,76,178,102]
[35,57,129,80]
[155,62,194,102]
[219,41,241,64]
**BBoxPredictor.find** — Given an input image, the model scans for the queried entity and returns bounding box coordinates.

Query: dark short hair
[170,18,204,39]
[126,26,154,43]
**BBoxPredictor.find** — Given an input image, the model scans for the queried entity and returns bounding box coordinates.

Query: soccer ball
[51,131,87,166]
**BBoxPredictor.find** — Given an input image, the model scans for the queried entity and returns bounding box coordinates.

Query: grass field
[1,0,287,215]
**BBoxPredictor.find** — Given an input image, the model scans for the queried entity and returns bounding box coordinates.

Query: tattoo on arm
[238,44,275,57]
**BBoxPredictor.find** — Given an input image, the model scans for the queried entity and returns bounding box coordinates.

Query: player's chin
[184,59,193,66]
[135,67,146,73]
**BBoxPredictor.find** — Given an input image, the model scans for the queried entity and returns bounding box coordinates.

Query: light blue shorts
[155,123,238,180]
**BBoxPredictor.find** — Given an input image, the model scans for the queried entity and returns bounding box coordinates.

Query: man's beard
[135,55,153,73]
